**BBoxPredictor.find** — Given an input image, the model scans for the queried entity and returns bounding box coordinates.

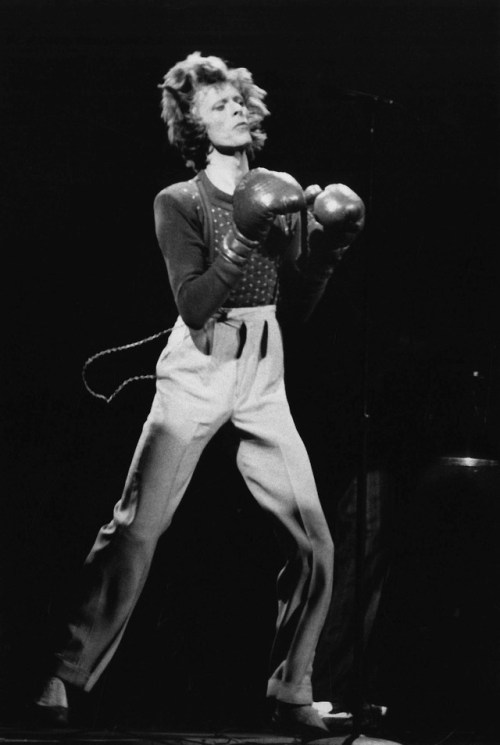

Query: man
[34,52,365,737]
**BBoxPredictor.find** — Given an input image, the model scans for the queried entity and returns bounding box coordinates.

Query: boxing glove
[312,183,366,249]
[219,168,306,267]
[232,167,306,245]
[304,183,323,207]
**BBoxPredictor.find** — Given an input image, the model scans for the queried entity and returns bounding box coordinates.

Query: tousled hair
[158,51,269,171]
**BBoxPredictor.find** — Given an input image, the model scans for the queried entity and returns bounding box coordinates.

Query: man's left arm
[278,183,366,325]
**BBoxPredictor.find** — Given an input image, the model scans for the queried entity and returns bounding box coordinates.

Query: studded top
[154,169,322,330]
[199,172,280,307]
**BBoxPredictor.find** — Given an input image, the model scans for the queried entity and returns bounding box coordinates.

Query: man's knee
[311,532,334,576]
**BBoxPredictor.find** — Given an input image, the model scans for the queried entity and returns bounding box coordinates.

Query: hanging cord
[81,327,173,404]
[83,178,212,404]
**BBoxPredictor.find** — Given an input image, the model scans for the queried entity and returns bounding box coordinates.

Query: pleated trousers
[54,305,334,705]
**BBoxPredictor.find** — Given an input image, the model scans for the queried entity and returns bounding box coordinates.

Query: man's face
[194,82,252,150]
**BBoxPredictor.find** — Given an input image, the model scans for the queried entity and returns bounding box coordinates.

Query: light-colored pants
[54,305,334,704]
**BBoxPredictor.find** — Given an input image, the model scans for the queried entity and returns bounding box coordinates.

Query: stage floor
[0,726,497,745]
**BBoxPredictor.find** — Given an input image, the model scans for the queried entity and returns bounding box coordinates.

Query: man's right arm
[154,186,245,329]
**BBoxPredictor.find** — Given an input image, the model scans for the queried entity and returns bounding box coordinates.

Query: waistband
[215,305,276,323]
[213,305,275,358]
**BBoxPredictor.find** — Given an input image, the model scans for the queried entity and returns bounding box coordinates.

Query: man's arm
[155,170,306,329]
[154,185,245,329]
[278,183,365,325]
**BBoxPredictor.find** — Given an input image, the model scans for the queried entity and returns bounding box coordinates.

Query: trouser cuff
[267,677,313,705]
[52,656,92,692]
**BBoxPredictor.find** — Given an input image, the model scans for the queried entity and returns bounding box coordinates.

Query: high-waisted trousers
[53,305,334,705]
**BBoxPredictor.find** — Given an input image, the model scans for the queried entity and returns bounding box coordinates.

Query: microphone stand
[336,89,402,745]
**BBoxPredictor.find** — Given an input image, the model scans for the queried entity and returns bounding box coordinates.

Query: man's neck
[205,148,249,195]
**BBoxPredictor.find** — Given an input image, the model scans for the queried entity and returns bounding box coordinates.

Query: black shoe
[31,676,70,727]
[314,703,352,735]
[273,702,332,741]
[30,702,69,727]
[318,700,388,734]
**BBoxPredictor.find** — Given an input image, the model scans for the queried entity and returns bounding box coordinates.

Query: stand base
[351,737,402,745]
[309,736,403,745]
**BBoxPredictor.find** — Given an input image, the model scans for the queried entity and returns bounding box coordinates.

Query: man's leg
[45,319,232,695]
[230,310,333,712]
[313,469,390,724]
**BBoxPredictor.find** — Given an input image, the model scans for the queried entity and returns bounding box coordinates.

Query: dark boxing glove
[304,184,323,207]
[220,168,306,267]
[312,183,366,251]
[232,167,305,244]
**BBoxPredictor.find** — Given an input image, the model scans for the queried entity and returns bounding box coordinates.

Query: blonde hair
[159,51,269,171]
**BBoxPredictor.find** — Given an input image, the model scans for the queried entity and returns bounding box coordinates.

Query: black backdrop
[1,0,499,732]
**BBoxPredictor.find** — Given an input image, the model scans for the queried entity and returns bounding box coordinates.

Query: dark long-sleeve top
[154,169,336,330]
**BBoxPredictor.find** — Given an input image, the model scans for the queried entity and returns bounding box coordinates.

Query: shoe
[273,702,332,741]
[31,676,69,727]
[357,701,388,732]
[31,703,69,727]
[312,701,352,733]
[314,699,388,733]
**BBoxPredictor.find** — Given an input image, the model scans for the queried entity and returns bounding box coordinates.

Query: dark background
[1,0,499,734]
